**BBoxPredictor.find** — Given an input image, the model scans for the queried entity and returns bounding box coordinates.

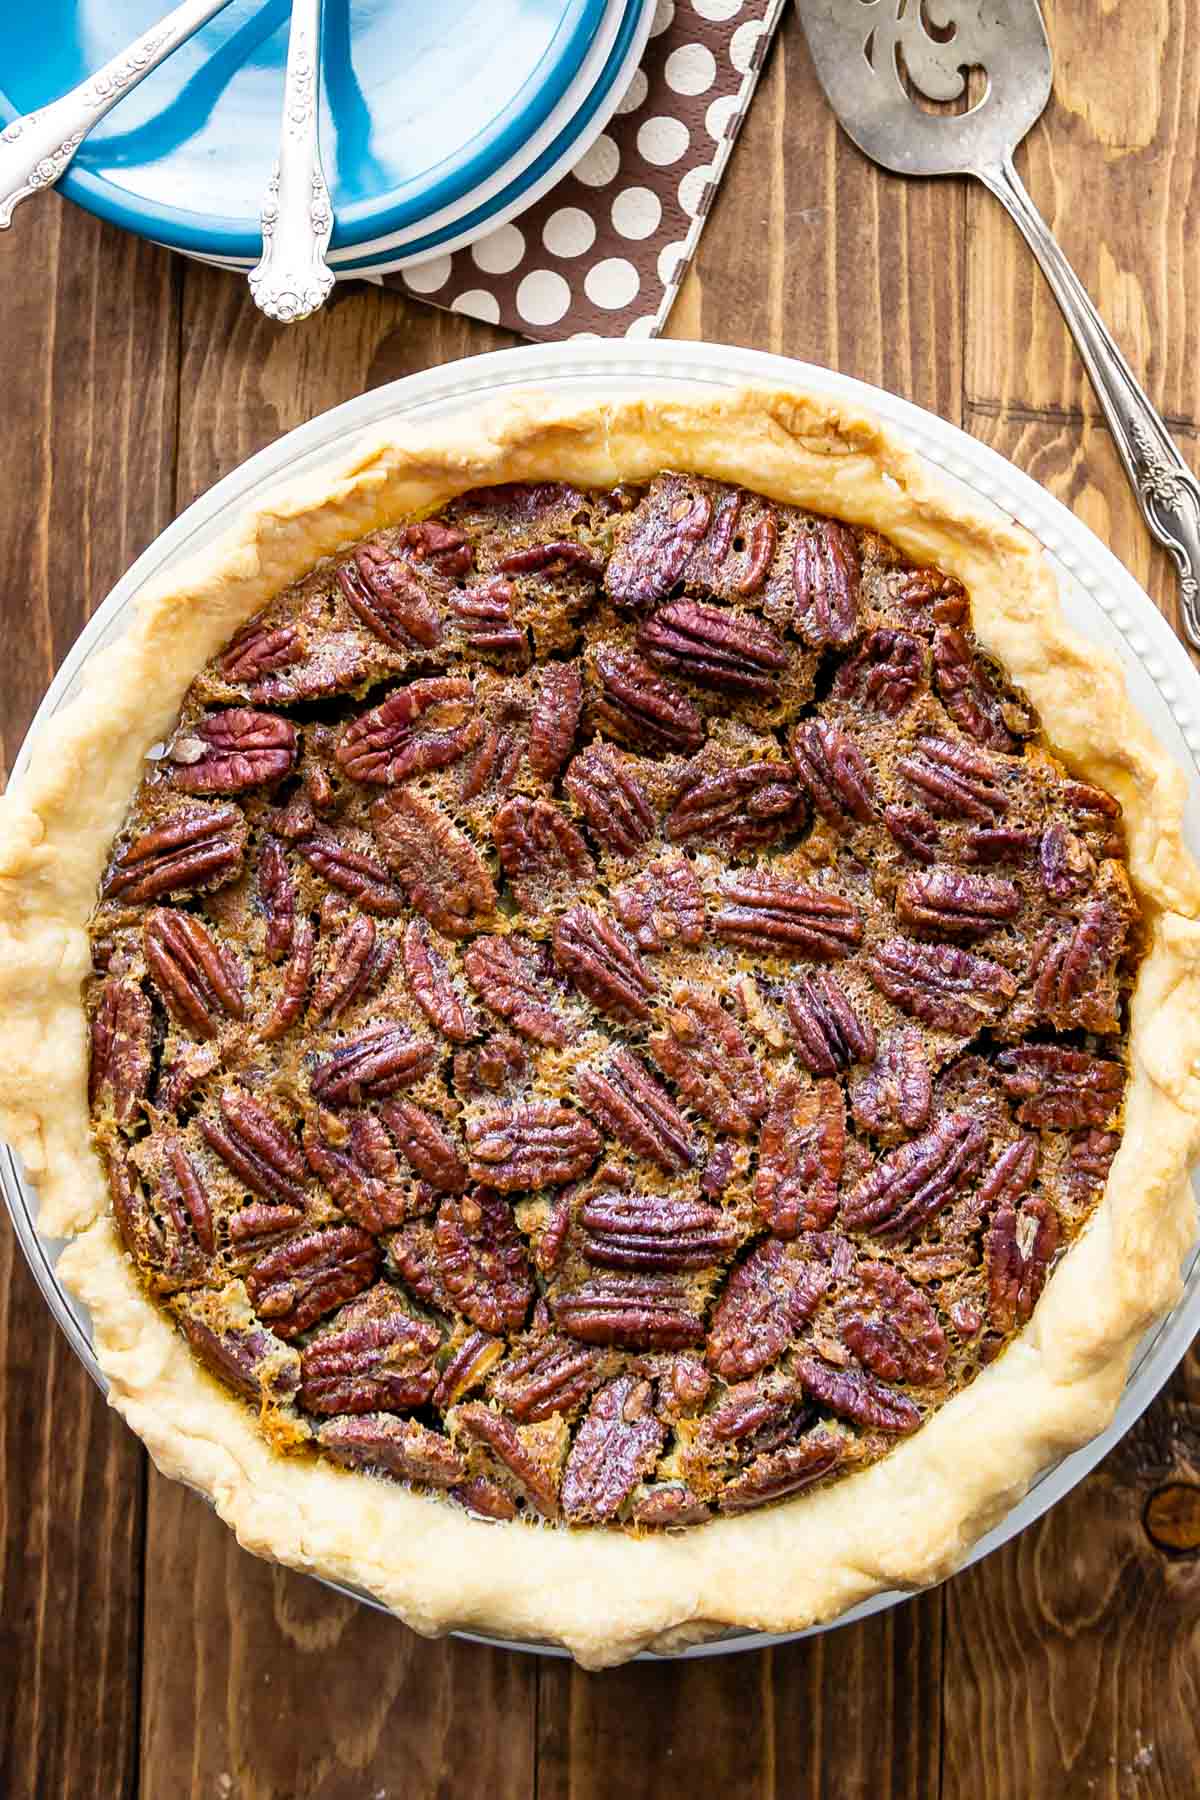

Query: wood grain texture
[673,28,966,425]
[966,0,1200,421]
[0,196,179,1800]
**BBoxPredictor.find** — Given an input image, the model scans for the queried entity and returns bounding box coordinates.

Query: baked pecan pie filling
[85,473,1139,1530]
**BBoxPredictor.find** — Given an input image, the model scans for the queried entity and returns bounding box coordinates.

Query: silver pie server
[248,0,335,323]
[797,0,1200,650]
[0,0,236,229]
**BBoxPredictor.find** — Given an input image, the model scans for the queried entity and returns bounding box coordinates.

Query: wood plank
[965,0,1200,421]
[138,269,536,1800]
[0,196,180,1800]
[140,1471,535,1800]
[671,26,966,423]
[943,1347,1200,1800]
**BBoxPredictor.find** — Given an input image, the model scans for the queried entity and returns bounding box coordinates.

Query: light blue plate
[0,0,609,260]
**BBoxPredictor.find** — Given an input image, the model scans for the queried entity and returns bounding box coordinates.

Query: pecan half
[792,518,861,646]
[606,478,713,606]
[580,1188,739,1272]
[649,990,766,1135]
[591,646,705,754]
[493,795,596,914]
[450,578,525,655]
[335,678,477,784]
[402,518,474,578]
[884,805,939,863]
[561,1376,665,1523]
[338,542,441,648]
[247,1225,379,1339]
[499,538,603,580]
[785,971,875,1075]
[578,1049,699,1173]
[465,1102,602,1191]
[171,1288,300,1406]
[257,838,295,960]
[840,1112,988,1241]
[755,1077,844,1236]
[489,1334,606,1422]
[719,1431,844,1513]
[866,936,1016,1035]
[638,600,788,697]
[308,916,379,1023]
[896,868,1021,938]
[836,1262,947,1385]
[169,709,297,793]
[1064,1128,1120,1207]
[611,853,706,952]
[893,566,969,630]
[965,826,1039,866]
[978,1133,1039,1213]
[986,1194,1060,1331]
[553,905,658,1022]
[713,875,864,959]
[300,1286,440,1414]
[789,719,875,825]
[104,804,246,902]
[303,1110,413,1232]
[995,1045,1125,1129]
[528,662,584,779]
[453,1404,564,1518]
[565,745,656,857]
[227,1201,306,1252]
[453,1033,529,1100]
[372,789,497,937]
[553,1274,706,1350]
[261,917,316,1041]
[380,1096,467,1192]
[666,760,803,851]
[1028,876,1134,1033]
[144,909,245,1038]
[402,920,478,1043]
[435,1189,534,1332]
[933,627,1017,752]
[633,1483,712,1528]
[295,830,407,916]
[217,618,304,684]
[849,1029,931,1137]
[432,1330,506,1408]
[1038,823,1095,901]
[89,977,153,1126]
[832,629,925,715]
[795,1356,921,1433]
[310,1023,437,1106]
[200,1087,308,1207]
[707,1235,849,1380]
[318,1414,465,1487]
[896,736,1008,822]
[463,934,568,1047]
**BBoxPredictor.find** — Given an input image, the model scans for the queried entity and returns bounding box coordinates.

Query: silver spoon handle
[978,153,1200,651]
[248,0,334,323]
[0,0,234,228]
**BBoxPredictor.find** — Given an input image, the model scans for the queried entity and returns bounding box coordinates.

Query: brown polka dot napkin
[381,0,786,341]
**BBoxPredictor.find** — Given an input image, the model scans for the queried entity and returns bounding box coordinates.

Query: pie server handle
[0,0,236,229]
[978,153,1200,653]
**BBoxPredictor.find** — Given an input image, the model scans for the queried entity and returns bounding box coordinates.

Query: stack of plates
[0,0,657,277]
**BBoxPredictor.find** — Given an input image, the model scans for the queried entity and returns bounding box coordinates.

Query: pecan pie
[3,388,1200,1667]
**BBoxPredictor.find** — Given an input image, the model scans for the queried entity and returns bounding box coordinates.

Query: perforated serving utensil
[797,0,1200,649]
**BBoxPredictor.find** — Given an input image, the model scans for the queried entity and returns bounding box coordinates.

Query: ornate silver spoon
[0,0,235,229]
[248,0,335,323]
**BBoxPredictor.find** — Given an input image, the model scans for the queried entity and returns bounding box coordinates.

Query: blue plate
[0,0,610,260]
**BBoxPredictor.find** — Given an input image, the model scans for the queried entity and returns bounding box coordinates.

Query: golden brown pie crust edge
[3,385,1200,1668]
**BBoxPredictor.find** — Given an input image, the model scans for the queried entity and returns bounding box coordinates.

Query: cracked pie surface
[3,387,1200,1666]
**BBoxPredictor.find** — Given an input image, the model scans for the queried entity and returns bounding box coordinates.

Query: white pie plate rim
[4,340,1199,1659]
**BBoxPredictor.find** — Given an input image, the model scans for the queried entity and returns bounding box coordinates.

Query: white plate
[6,341,1199,1659]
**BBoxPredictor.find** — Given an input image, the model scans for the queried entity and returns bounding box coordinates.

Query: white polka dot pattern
[390,0,787,342]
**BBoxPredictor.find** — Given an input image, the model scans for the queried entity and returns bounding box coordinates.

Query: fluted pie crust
[3,386,1200,1667]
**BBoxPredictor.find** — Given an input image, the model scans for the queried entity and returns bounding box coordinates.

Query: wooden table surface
[3,4,1200,1794]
